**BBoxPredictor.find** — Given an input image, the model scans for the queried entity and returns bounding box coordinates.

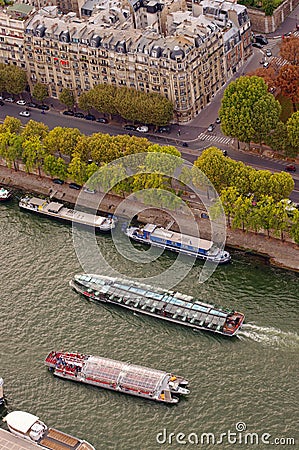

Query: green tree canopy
[286,111,299,151]
[32,82,49,103]
[4,65,27,96]
[59,88,75,110]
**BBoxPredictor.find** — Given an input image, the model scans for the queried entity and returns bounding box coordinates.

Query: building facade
[0,0,252,122]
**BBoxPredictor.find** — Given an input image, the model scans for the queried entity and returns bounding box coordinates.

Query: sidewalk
[1,164,298,272]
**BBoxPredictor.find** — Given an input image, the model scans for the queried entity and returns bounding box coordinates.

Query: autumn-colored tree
[247,67,277,91]
[276,65,299,112]
[280,36,299,66]
[21,120,49,141]
[1,116,22,134]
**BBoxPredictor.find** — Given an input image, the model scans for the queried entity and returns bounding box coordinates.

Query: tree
[276,65,299,112]
[251,95,281,148]
[43,155,67,180]
[262,0,275,15]
[4,65,27,96]
[256,195,276,237]
[220,187,240,227]
[32,82,49,103]
[22,136,45,175]
[43,127,82,157]
[290,209,299,244]
[21,120,49,141]
[78,92,93,112]
[89,85,118,117]
[280,36,299,66]
[68,155,88,185]
[0,132,23,170]
[265,121,294,156]
[1,116,22,134]
[286,111,299,151]
[59,88,75,110]
[247,67,277,91]
[232,196,253,231]
[219,76,280,148]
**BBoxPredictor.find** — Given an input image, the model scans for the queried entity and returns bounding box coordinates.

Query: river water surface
[0,199,298,449]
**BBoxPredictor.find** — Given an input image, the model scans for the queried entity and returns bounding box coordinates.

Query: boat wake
[238,323,299,349]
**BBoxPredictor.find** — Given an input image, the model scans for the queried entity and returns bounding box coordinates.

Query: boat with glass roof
[70,274,244,337]
[0,187,12,202]
[125,224,231,263]
[4,410,95,449]
[19,196,116,232]
[45,351,189,404]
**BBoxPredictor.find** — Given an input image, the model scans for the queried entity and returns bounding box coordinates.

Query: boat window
[114,283,130,291]
[192,304,209,312]
[129,287,147,295]
[145,291,164,300]
[209,309,227,317]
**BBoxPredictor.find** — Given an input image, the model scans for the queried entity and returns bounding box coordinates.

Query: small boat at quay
[70,274,244,337]
[45,351,189,404]
[0,187,12,202]
[19,196,116,232]
[4,410,95,449]
[125,223,231,263]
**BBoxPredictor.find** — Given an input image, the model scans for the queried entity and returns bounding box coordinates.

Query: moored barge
[19,196,116,232]
[0,187,12,202]
[45,351,189,404]
[4,410,95,449]
[125,224,230,263]
[70,274,244,337]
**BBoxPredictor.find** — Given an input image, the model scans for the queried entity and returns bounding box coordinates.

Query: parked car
[53,178,64,185]
[182,142,189,147]
[74,112,85,118]
[222,150,228,156]
[4,97,14,103]
[263,61,269,68]
[96,117,109,123]
[136,125,149,133]
[124,124,136,131]
[0,100,4,106]
[69,182,82,190]
[252,42,263,49]
[16,99,26,106]
[265,49,272,57]
[63,110,74,116]
[254,35,268,45]
[19,110,30,117]
[285,164,296,172]
[37,104,49,110]
[157,126,170,133]
[27,102,38,108]
[216,117,221,124]
[83,187,96,194]
[84,114,96,121]
[208,124,215,132]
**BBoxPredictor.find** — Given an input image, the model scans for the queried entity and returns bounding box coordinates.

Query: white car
[16,99,26,106]
[265,49,272,57]
[83,187,96,194]
[19,110,30,117]
[263,61,269,68]
[4,97,14,102]
[136,125,149,133]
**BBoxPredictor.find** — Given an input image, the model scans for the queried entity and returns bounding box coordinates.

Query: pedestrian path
[269,55,289,68]
[198,132,234,145]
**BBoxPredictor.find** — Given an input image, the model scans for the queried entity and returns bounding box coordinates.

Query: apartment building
[0,0,252,122]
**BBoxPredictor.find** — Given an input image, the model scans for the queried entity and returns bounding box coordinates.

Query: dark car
[74,112,85,118]
[285,164,296,172]
[84,114,96,121]
[53,178,64,185]
[0,100,4,106]
[157,126,170,133]
[96,117,109,123]
[124,124,136,131]
[222,150,228,156]
[27,102,38,108]
[37,104,49,110]
[182,142,189,147]
[254,35,268,45]
[252,42,263,49]
[63,110,74,116]
[69,182,82,190]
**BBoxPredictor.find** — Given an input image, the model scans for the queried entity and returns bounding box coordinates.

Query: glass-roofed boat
[70,274,245,337]
[45,352,189,404]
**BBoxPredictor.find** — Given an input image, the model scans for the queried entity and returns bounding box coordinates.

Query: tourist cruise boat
[45,351,189,404]
[125,224,231,263]
[19,196,116,232]
[0,187,12,202]
[70,274,244,337]
[4,410,95,449]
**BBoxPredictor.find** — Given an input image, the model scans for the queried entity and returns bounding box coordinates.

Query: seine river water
[0,198,298,450]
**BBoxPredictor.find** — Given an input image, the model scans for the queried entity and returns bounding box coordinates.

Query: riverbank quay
[0,429,41,449]
[1,164,298,273]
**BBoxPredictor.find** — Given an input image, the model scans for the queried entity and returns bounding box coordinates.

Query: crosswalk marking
[269,56,289,68]
[198,132,233,145]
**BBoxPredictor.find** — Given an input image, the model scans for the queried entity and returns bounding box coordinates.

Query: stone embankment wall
[249,0,299,33]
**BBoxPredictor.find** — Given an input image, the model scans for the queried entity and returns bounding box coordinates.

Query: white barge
[70,274,244,337]
[45,352,189,404]
[4,410,95,449]
[0,187,12,202]
[19,196,116,232]
[125,224,230,263]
